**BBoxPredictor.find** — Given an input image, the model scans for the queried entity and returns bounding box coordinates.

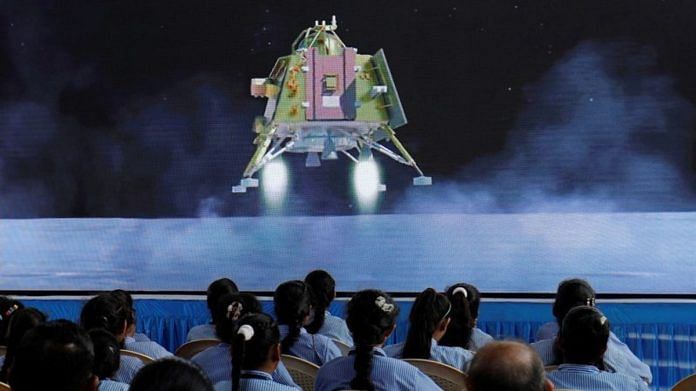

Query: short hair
[8,320,95,391]
[467,341,546,391]
[130,358,214,391]
[560,305,610,365]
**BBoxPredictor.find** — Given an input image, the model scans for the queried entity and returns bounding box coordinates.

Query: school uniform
[535,321,559,341]
[278,325,342,366]
[187,323,217,342]
[98,379,130,391]
[316,311,353,346]
[383,339,474,371]
[214,371,300,391]
[315,347,442,391]
[124,335,172,359]
[467,327,494,351]
[547,364,650,391]
[191,342,299,388]
[113,355,143,384]
[132,332,150,342]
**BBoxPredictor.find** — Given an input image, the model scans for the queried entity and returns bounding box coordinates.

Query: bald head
[467,341,551,391]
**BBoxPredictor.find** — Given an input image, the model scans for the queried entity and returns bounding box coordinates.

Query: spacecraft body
[233,17,431,192]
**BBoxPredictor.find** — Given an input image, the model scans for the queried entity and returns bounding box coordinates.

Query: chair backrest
[544,365,559,373]
[403,358,468,391]
[0,381,9,391]
[281,354,320,391]
[673,373,696,391]
[120,349,155,365]
[174,339,220,359]
[332,339,352,356]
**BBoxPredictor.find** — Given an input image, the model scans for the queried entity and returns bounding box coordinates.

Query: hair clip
[227,302,243,320]
[599,316,607,325]
[1,304,19,320]
[375,296,394,313]
[237,324,255,341]
[586,297,596,307]
[452,287,468,298]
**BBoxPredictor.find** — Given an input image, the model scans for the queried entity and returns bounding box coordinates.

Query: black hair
[273,280,311,354]
[439,283,477,349]
[552,278,596,326]
[467,341,547,391]
[304,270,336,334]
[231,313,280,391]
[207,278,239,324]
[559,305,610,366]
[110,289,136,328]
[0,307,47,382]
[130,358,214,391]
[0,296,24,345]
[346,290,399,391]
[8,320,95,391]
[88,328,121,380]
[214,292,262,343]
[80,293,130,343]
[402,288,451,359]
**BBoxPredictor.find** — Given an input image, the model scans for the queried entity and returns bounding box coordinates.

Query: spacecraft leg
[232,127,295,193]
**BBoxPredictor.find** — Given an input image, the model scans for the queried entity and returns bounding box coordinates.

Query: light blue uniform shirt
[547,363,649,391]
[213,370,300,391]
[468,327,494,351]
[383,339,474,371]
[191,343,298,388]
[187,323,217,342]
[315,347,442,391]
[124,336,172,359]
[535,321,559,341]
[132,332,150,342]
[530,332,652,384]
[99,379,130,391]
[316,311,353,346]
[113,355,143,384]
[278,325,342,366]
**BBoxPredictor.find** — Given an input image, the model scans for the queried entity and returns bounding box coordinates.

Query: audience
[8,320,98,391]
[130,358,213,391]
[0,297,24,346]
[273,280,342,366]
[546,306,649,391]
[439,283,494,351]
[384,288,474,371]
[304,270,353,345]
[0,307,47,382]
[466,341,552,391]
[88,328,130,391]
[530,278,652,384]
[187,278,239,342]
[315,289,442,391]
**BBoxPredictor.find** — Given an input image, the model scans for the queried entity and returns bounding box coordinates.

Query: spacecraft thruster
[232,16,432,193]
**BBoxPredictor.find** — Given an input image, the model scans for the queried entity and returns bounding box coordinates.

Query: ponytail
[402,288,450,359]
[439,284,475,349]
[231,325,253,391]
[351,344,375,391]
[304,270,335,334]
[274,281,311,353]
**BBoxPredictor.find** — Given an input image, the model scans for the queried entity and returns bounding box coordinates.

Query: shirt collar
[349,347,387,357]
[557,363,601,373]
[277,324,307,335]
[240,370,273,380]
[125,336,135,344]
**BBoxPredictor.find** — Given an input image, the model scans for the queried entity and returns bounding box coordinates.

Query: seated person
[0,307,47,382]
[8,320,98,391]
[88,328,130,391]
[466,341,553,391]
[304,270,353,345]
[546,306,649,391]
[315,290,442,391]
[213,313,299,391]
[191,292,298,388]
[273,280,342,366]
[110,289,149,342]
[187,278,239,342]
[439,283,494,351]
[384,288,473,371]
[130,358,213,391]
[531,278,652,384]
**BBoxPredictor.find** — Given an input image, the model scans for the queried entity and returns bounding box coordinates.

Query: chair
[403,358,468,391]
[174,339,220,359]
[673,373,696,391]
[281,354,320,391]
[120,349,155,364]
[0,381,9,391]
[332,339,352,356]
[544,365,558,373]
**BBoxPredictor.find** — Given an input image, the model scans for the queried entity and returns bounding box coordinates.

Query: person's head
[402,288,451,359]
[130,358,214,391]
[559,306,610,366]
[8,320,98,391]
[552,278,595,326]
[80,293,130,343]
[346,290,399,391]
[109,289,136,335]
[0,307,47,382]
[439,283,478,349]
[273,280,311,353]
[213,292,261,343]
[304,270,336,334]
[0,297,24,344]
[467,341,553,391]
[207,278,239,323]
[231,313,282,391]
[88,328,121,380]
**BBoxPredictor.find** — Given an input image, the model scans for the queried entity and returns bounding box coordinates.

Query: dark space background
[2,0,696,217]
